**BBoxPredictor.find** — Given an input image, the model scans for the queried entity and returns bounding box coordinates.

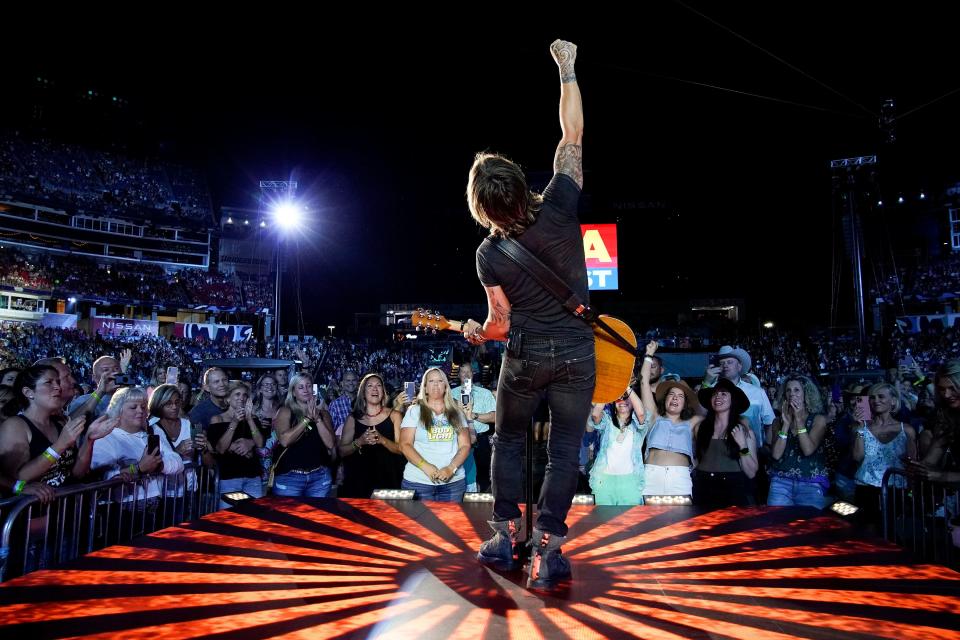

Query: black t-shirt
[207,418,263,480]
[476,173,591,337]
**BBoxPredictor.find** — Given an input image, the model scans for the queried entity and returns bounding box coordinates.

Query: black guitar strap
[490,236,638,356]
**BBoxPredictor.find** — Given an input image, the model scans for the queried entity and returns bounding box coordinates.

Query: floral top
[769,415,830,488]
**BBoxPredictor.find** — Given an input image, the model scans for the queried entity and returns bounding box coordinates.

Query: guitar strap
[489,236,638,356]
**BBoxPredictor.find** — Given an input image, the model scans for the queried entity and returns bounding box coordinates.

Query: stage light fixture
[463,492,495,502]
[221,491,255,506]
[371,489,416,500]
[645,495,693,506]
[830,500,859,516]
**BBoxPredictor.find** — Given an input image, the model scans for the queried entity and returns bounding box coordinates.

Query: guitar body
[592,315,637,404]
[411,308,637,404]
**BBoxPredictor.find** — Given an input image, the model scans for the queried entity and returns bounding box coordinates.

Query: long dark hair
[695,414,740,461]
[10,365,59,415]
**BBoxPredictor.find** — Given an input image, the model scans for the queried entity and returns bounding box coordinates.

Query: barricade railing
[881,468,958,569]
[0,462,219,582]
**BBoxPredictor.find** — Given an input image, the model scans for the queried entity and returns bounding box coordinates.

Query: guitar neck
[444,318,467,334]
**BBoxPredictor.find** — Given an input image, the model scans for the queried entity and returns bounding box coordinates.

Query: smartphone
[312,383,318,396]
[461,392,470,406]
[147,433,161,455]
[831,384,841,403]
[165,366,179,385]
[404,381,416,400]
[114,374,136,386]
[464,378,472,396]
[855,395,872,422]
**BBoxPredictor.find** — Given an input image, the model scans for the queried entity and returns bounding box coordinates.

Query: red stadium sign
[581,223,618,290]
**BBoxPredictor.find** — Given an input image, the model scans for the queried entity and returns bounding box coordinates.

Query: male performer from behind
[463,39,592,589]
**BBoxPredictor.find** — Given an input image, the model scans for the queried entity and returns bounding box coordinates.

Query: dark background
[2,3,957,334]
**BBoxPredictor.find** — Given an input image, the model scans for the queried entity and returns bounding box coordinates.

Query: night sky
[3,4,958,334]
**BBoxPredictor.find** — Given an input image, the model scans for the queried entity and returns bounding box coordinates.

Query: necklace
[366,406,383,418]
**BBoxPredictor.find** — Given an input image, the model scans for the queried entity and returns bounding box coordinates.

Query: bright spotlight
[763,322,774,329]
[897,195,904,204]
[68,297,77,304]
[272,201,302,230]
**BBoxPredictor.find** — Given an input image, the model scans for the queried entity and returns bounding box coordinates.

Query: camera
[114,374,136,386]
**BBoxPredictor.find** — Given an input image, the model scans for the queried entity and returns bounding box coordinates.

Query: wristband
[417,459,428,470]
[13,480,26,495]
[90,391,102,403]
[353,440,362,453]
[42,447,60,464]
[128,463,139,476]
[777,431,788,440]
[796,428,808,435]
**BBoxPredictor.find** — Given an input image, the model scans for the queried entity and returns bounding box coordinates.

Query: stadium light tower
[259,180,298,356]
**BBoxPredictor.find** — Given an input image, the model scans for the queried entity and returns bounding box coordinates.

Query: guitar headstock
[412,308,450,334]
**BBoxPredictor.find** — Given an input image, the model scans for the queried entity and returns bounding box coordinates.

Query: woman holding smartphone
[148,383,210,463]
[253,374,282,484]
[91,386,184,499]
[272,372,337,498]
[399,367,471,502]
[853,382,917,528]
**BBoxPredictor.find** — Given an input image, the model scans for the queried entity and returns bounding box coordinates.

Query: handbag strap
[489,236,637,356]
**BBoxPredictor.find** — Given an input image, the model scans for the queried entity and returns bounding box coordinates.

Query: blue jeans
[220,476,265,509]
[401,478,466,502]
[767,476,829,509]
[272,468,332,498]
[492,332,595,537]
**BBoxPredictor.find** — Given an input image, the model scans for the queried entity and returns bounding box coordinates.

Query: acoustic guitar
[410,309,636,404]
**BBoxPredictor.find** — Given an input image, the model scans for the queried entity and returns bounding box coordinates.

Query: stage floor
[2,497,959,639]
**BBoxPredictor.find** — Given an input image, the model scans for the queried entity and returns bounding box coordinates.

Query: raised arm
[639,341,659,419]
[550,39,583,188]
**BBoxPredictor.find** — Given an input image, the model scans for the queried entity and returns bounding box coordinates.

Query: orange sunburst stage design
[2,497,959,639]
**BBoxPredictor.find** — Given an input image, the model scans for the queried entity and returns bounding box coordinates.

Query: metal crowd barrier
[881,468,959,569]
[0,462,220,582]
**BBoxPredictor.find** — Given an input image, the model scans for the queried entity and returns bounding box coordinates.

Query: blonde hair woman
[272,372,337,497]
[399,367,471,501]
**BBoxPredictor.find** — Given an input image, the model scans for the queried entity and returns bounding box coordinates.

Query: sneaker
[477,519,520,570]
[526,528,571,589]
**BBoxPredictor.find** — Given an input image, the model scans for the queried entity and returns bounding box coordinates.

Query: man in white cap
[702,345,774,447]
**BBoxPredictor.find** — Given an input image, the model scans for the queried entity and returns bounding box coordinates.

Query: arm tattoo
[554,143,583,188]
[492,299,511,325]
[550,40,577,83]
